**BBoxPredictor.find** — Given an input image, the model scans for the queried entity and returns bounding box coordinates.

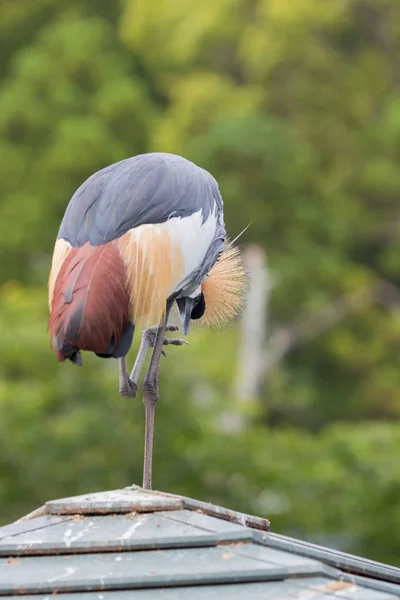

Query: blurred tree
[0,0,399,566]
[123,0,400,424]
[0,4,156,283]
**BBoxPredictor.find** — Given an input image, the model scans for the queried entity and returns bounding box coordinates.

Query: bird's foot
[142,324,189,357]
[119,377,137,400]
[119,324,188,401]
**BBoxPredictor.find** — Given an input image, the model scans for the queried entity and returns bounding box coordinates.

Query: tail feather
[49,241,132,363]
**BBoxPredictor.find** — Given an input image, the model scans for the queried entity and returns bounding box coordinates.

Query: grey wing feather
[58,153,224,247]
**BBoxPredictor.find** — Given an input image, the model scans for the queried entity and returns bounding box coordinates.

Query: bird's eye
[190,293,206,320]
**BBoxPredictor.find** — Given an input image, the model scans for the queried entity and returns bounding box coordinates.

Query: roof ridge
[129,486,270,532]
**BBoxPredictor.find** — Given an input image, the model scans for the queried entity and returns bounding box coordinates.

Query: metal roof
[0,485,399,599]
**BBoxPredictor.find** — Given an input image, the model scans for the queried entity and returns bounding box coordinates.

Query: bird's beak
[176,297,196,336]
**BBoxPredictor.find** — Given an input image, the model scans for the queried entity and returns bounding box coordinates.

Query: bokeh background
[0,0,399,565]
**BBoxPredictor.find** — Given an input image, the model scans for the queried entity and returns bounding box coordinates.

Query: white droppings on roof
[63,523,92,548]
[119,516,146,539]
[47,566,76,582]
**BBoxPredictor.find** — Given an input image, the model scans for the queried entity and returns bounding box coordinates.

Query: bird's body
[48,152,245,488]
[49,153,227,364]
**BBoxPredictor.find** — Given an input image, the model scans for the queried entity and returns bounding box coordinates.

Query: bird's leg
[119,357,132,398]
[118,350,144,400]
[119,324,188,400]
[119,330,155,399]
[142,301,175,490]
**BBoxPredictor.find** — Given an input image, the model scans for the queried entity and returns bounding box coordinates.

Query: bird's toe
[119,378,138,400]
[163,337,189,347]
[142,324,180,348]
[142,328,157,347]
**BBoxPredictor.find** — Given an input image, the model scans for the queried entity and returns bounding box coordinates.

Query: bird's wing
[58,153,223,247]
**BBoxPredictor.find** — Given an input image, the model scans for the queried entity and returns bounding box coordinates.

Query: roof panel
[158,509,253,541]
[0,516,70,541]
[0,544,287,595]
[293,576,400,600]
[0,513,220,556]
[228,541,333,577]
[0,578,395,600]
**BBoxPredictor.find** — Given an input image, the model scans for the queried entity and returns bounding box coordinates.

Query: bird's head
[176,286,205,335]
[176,242,247,335]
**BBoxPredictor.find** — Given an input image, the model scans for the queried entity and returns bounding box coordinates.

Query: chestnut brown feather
[49,241,131,362]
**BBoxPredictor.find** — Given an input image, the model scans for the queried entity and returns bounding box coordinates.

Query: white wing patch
[118,206,217,326]
[164,207,218,294]
[48,238,72,308]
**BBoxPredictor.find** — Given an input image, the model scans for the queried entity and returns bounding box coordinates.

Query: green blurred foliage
[0,0,399,565]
